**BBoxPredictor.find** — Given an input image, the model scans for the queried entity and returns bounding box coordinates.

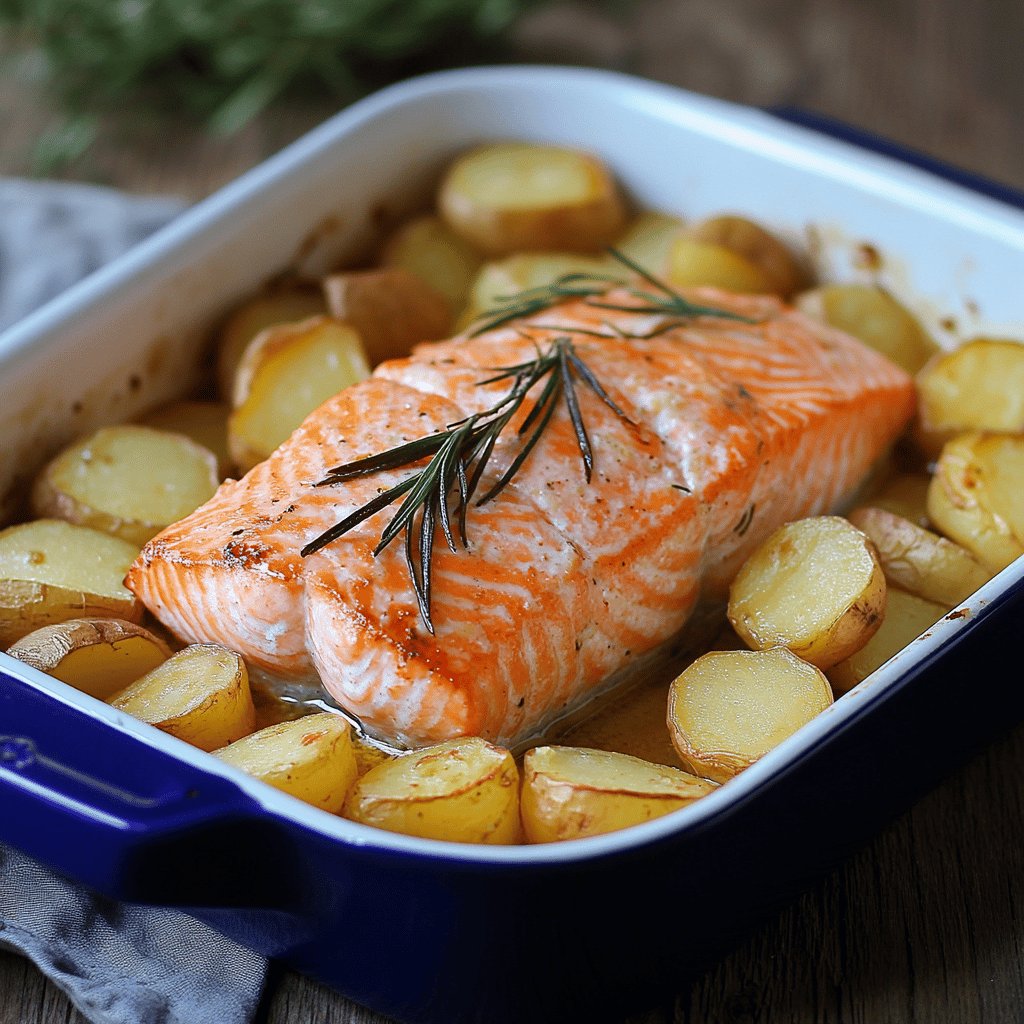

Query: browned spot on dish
[294,213,345,265]
[854,242,882,272]
[945,608,970,620]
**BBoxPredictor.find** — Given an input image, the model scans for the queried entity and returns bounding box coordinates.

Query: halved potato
[864,472,932,528]
[6,617,170,700]
[342,737,520,844]
[926,432,1024,572]
[137,400,233,478]
[380,214,483,313]
[216,287,327,400]
[916,338,1024,452]
[521,745,714,843]
[31,425,219,546]
[0,520,141,648]
[847,506,992,606]
[439,142,627,256]
[667,647,833,782]
[666,236,773,294]
[228,315,370,472]
[214,713,357,813]
[322,267,451,365]
[829,588,948,695]
[109,643,256,751]
[612,211,686,276]
[690,215,806,297]
[728,516,886,669]
[794,285,935,375]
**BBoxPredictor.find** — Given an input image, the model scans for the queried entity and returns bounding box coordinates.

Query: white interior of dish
[2,65,1023,865]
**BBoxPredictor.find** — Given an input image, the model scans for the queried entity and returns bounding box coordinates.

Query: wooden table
[2,1,1023,1021]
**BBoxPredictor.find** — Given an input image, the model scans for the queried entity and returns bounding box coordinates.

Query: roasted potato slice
[380,214,483,313]
[666,235,773,294]
[690,215,806,297]
[322,267,451,364]
[668,647,833,783]
[728,516,886,669]
[926,432,1024,572]
[439,142,627,256]
[215,713,357,813]
[864,472,932,528]
[110,643,256,751]
[216,287,326,400]
[612,211,686,276]
[228,316,370,472]
[521,745,714,843]
[343,737,520,844]
[0,520,142,648]
[847,506,992,606]
[794,285,935,375]
[137,400,233,478]
[32,425,219,546]
[6,617,170,700]
[829,588,948,695]
[916,338,1024,454]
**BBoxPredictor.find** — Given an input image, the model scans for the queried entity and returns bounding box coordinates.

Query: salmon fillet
[128,286,914,747]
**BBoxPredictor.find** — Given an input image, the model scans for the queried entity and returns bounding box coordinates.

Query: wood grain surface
[2,0,1023,1021]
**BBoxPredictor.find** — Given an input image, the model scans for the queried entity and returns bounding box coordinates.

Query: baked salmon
[128,286,915,747]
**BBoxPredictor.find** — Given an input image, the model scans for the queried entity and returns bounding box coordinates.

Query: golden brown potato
[110,643,256,751]
[0,519,142,648]
[863,472,932,528]
[916,338,1024,455]
[137,400,233,478]
[353,736,394,777]
[439,142,627,256]
[829,588,948,695]
[926,432,1024,572]
[728,516,886,669]
[343,737,520,844]
[216,287,327,400]
[322,266,452,364]
[31,425,219,546]
[214,713,357,813]
[667,647,833,782]
[6,617,170,700]
[228,316,370,472]
[612,211,686,276]
[380,214,484,313]
[520,745,714,843]
[847,506,992,606]
[690,215,806,297]
[794,285,935,375]
[666,236,773,294]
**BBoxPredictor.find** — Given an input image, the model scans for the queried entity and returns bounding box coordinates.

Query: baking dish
[2,66,1024,1023]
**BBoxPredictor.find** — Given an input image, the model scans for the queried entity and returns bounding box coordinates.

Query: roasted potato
[110,643,256,751]
[137,400,233,478]
[31,425,219,546]
[690,215,806,297]
[216,287,327,400]
[215,713,357,813]
[665,235,773,294]
[667,647,833,782]
[439,142,627,256]
[343,737,520,844]
[520,745,714,843]
[794,284,935,375]
[6,617,170,700]
[612,211,686,276]
[864,472,932,528]
[728,516,886,669]
[829,588,948,694]
[926,432,1024,572]
[0,519,142,648]
[847,506,992,606]
[228,315,370,472]
[322,267,451,364]
[380,214,483,313]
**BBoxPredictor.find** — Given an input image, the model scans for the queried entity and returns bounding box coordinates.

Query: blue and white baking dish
[2,67,1023,1023]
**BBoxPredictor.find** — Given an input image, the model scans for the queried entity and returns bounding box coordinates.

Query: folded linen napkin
[0,177,268,1023]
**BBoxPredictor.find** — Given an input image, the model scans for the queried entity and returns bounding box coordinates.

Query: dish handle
[0,668,280,907]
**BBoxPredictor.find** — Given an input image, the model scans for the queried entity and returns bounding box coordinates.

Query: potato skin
[690,215,806,297]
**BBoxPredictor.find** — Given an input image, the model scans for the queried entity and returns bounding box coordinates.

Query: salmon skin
[128,287,915,748]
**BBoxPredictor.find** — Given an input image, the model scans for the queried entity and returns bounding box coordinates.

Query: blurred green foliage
[0,0,546,169]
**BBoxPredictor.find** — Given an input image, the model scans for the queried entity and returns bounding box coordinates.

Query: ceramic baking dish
[2,66,1023,1024]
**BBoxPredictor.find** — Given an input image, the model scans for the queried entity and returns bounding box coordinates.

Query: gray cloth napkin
[0,177,268,1022]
